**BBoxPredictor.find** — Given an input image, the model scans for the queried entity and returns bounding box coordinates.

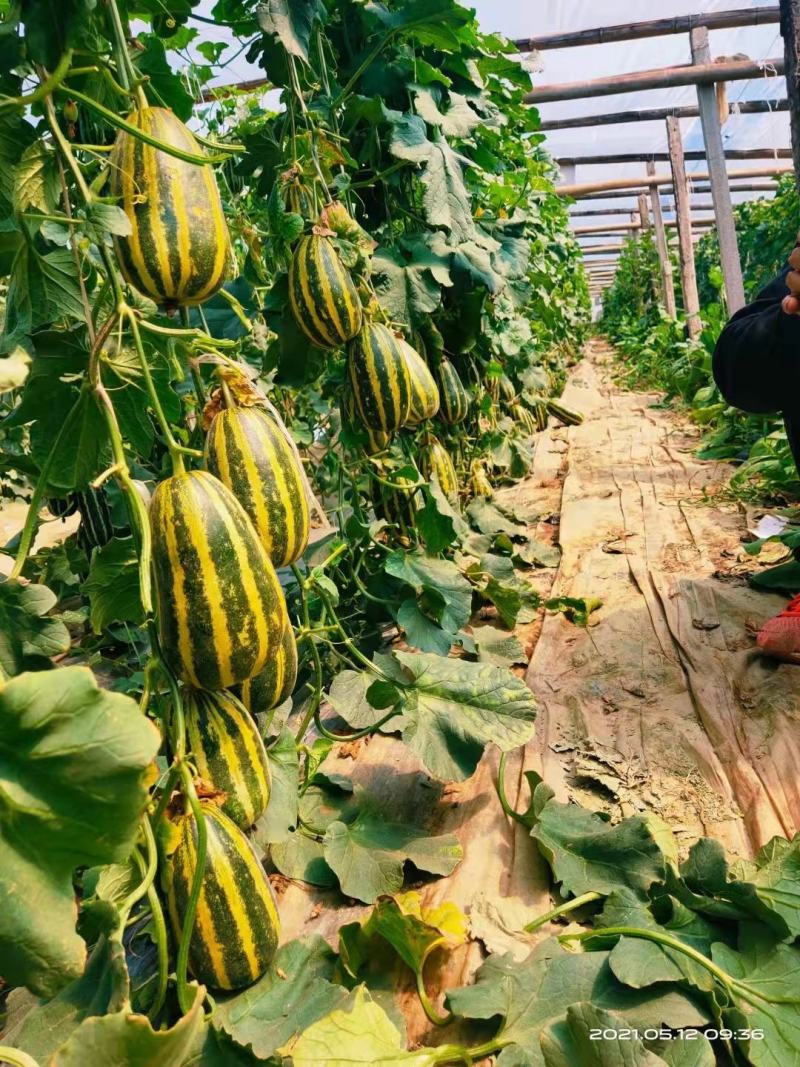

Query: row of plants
[0,0,598,1062]
[600,176,800,502]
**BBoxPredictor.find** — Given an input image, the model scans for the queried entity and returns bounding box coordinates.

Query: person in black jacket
[713,247,800,662]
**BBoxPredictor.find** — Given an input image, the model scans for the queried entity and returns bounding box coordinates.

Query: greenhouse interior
[3,1,800,1064]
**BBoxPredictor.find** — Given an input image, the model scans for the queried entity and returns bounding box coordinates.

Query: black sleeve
[712,265,800,415]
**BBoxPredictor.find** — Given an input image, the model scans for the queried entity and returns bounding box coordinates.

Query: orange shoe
[757,593,800,663]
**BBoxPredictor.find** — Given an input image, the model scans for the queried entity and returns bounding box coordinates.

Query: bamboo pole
[525,56,784,104]
[539,98,787,131]
[647,161,677,317]
[557,163,793,197]
[781,0,800,192]
[667,116,702,338]
[577,181,779,201]
[517,7,779,50]
[557,147,791,166]
[691,26,745,312]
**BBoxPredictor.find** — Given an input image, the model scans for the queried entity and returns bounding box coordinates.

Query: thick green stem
[120,817,159,921]
[9,393,86,580]
[416,967,454,1027]
[145,878,169,1022]
[495,750,529,828]
[216,287,253,332]
[175,766,208,1016]
[524,891,603,933]
[313,705,400,743]
[56,86,233,164]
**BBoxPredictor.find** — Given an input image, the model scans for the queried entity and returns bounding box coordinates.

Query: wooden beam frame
[557,163,793,197]
[539,98,787,131]
[516,7,779,51]
[648,161,677,317]
[524,55,785,104]
[557,148,791,166]
[667,116,702,337]
[577,181,779,201]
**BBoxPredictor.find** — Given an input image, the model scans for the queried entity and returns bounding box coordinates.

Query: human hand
[781,242,800,315]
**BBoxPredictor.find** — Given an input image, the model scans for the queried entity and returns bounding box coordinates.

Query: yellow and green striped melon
[437,359,470,425]
[166,801,280,990]
[239,624,298,714]
[184,689,270,828]
[205,405,309,570]
[347,322,411,433]
[288,234,362,348]
[401,340,439,425]
[342,388,391,455]
[150,470,289,690]
[421,434,458,501]
[110,107,230,306]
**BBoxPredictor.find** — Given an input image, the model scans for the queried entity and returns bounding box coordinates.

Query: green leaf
[712,923,800,1067]
[532,800,666,900]
[732,835,800,938]
[0,666,160,996]
[371,242,450,325]
[212,936,349,1060]
[322,805,462,904]
[446,941,710,1065]
[20,0,96,69]
[339,891,467,980]
[271,833,336,887]
[253,726,299,845]
[0,579,70,676]
[395,598,453,656]
[83,203,132,244]
[328,670,392,730]
[49,984,205,1067]
[385,550,472,636]
[0,111,38,218]
[415,484,460,554]
[256,0,326,62]
[385,650,537,781]
[5,936,129,1062]
[413,87,480,138]
[2,242,87,345]
[541,1002,668,1067]
[466,497,528,538]
[472,624,527,667]
[280,985,439,1065]
[135,34,195,120]
[676,837,791,937]
[15,140,60,214]
[82,537,145,633]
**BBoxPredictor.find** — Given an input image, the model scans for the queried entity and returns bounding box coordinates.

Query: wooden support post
[647,161,676,318]
[690,26,745,313]
[781,0,800,191]
[666,116,702,338]
[637,192,651,231]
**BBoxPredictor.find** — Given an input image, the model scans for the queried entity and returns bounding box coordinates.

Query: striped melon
[401,341,439,425]
[110,107,230,307]
[470,461,493,499]
[421,435,458,501]
[342,388,391,455]
[348,322,411,433]
[150,470,289,690]
[238,625,298,715]
[288,234,362,348]
[184,689,270,828]
[205,406,309,569]
[166,801,280,990]
[437,359,470,425]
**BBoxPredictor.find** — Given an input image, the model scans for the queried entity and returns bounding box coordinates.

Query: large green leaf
[82,538,145,633]
[541,1003,669,1067]
[5,936,129,1062]
[20,0,96,69]
[0,579,70,676]
[732,835,800,938]
[323,804,461,903]
[384,650,538,781]
[2,242,87,345]
[253,726,299,845]
[531,800,666,901]
[446,941,709,1066]
[256,0,326,62]
[371,242,451,325]
[280,985,439,1066]
[0,667,161,995]
[49,985,205,1067]
[385,550,472,646]
[212,936,349,1059]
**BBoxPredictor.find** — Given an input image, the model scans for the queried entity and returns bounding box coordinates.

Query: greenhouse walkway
[275,337,800,1047]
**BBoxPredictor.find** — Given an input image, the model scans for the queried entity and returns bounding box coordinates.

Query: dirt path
[275,337,800,1046]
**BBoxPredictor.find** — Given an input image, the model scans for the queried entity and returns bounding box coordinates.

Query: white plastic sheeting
[471,1,789,259]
